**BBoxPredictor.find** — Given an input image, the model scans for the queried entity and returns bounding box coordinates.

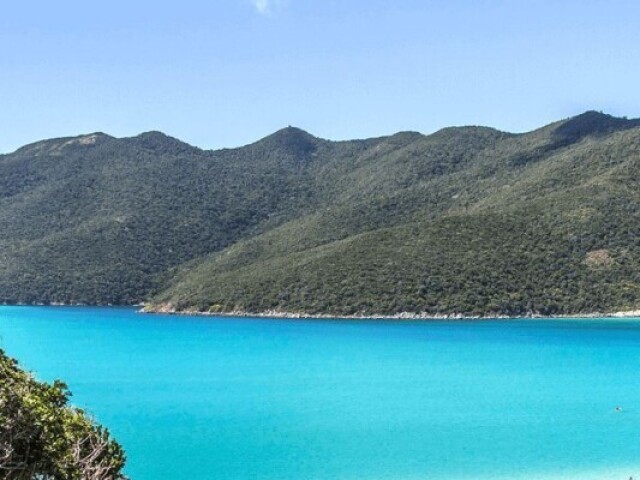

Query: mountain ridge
[2,111,640,316]
[4,110,635,157]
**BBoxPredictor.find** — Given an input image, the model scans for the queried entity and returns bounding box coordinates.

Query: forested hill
[3,111,640,316]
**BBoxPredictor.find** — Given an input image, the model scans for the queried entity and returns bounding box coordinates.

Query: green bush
[0,349,126,479]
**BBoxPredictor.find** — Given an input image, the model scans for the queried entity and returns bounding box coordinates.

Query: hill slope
[0,127,368,304]
[2,111,640,316]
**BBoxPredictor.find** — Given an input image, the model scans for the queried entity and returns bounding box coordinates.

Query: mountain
[2,111,640,316]
[0,128,336,304]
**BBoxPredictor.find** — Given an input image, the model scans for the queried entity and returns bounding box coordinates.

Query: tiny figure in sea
[615,406,623,412]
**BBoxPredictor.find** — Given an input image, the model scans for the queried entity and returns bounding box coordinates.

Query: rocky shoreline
[4,302,640,320]
[140,303,640,321]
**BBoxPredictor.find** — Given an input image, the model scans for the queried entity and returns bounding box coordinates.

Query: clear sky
[1,0,639,153]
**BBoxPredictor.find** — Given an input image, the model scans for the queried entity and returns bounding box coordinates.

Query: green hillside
[0,128,358,304]
[2,111,640,316]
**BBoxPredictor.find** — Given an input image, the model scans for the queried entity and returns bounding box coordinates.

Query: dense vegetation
[0,349,126,479]
[2,111,640,316]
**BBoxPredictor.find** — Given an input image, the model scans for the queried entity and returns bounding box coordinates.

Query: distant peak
[257,126,319,156]
[284,125,309,133]
[268,126,316,140]
[554,110,640,140]
[74,133,111,145]
[135,131,173,142]
[389,131,424,141]
[13,132,113,156]
[576,110,613,120]
[133,130,179,143]
[132,131,198,153]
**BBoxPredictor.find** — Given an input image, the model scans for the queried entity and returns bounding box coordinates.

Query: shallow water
[1,306,639,480]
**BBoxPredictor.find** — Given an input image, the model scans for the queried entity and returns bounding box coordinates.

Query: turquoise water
[1,307,640,480]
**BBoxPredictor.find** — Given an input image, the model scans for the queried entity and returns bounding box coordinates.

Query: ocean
[1,306,638,480]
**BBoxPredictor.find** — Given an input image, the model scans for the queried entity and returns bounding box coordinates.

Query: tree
[0,349,126,479]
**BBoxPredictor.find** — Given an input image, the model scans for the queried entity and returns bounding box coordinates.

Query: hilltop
[2,112,640,316]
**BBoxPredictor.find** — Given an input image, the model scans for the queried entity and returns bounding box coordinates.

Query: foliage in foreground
[0,349,126,480]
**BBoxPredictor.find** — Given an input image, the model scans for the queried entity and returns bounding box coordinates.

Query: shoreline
[3,302,640,321]
[140,304,640,321]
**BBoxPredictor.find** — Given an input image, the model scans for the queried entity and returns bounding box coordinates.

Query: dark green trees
[0,349,126,479]
[3,112,640,316]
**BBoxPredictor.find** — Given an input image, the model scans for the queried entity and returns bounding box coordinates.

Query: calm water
[1,307,639,480]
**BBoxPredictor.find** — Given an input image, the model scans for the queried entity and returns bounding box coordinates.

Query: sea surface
[1,306,639,480]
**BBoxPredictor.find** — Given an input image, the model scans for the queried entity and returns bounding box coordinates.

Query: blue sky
[1,0,639,153]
